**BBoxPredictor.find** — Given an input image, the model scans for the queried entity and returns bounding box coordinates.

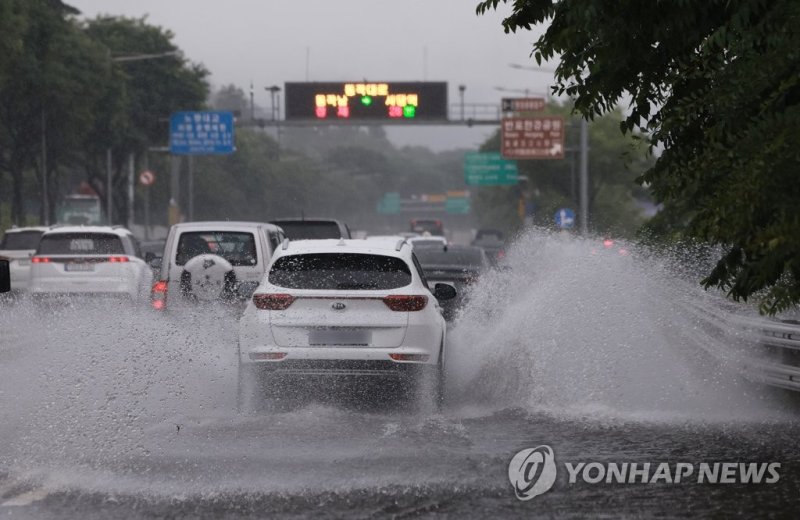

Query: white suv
[0,226,49,294]
[237,238,457,410]
[29,226,152,302]
[151,221,285,310]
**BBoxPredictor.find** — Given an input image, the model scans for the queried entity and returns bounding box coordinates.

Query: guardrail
[740,318,800,392]
[676,298,800,392]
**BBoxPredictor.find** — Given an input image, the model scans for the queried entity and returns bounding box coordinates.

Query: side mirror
[144,252,156,263]
[433,282,456,301]
[0,259,10,293]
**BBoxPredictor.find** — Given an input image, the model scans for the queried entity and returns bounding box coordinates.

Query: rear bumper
[245,359,434,378]
[30,277,136,297]
[239,345,440,377]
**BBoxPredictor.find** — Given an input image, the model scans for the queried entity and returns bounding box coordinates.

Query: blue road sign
[170,111,235,155]
[555,208,575,229]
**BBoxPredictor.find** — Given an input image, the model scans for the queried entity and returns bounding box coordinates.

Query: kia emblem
[331,302,346,311]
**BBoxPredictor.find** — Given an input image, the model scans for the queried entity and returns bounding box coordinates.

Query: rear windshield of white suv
[0,231,44,250]
[269,253,412,290]
[38,233,124,255]
[175,231,257,266]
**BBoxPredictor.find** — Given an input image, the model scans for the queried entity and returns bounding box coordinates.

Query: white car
[237,238,457,410]
[28,226,152,302]
[151,221,285,310]
[0,226,49,294]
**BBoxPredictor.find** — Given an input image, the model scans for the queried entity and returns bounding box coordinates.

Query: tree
[0,0,99,225]
[81,16,209,224]
[477,0,800,314]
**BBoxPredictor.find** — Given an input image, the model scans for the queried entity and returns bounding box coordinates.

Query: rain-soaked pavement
[1,234,799,518]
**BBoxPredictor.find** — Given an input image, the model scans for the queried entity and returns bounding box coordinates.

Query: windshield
[269,253,411,290]
[0,231,44,250]
[37,233,124,255]
[175,231,257,266]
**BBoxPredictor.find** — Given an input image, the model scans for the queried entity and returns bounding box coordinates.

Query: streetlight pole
[108,49,182,228]
[41,109,48,225]
[579,118,589,235]
[458,85,466,121]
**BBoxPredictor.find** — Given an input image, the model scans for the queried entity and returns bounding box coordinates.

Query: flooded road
[2,234,798,518]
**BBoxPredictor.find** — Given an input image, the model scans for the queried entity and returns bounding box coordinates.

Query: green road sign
[445,197,470,214]
[464,152,519,186]
[377,192,401,214]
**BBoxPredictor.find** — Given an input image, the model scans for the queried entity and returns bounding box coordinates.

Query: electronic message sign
[285,82,448,121]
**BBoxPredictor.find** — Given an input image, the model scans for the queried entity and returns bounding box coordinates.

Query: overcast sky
[68,0,556,151]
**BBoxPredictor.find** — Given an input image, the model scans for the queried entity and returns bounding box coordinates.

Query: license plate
[308,328,371,346]
[65,263,94,272]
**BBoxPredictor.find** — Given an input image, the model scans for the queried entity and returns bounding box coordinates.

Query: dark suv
[270,219,351,240]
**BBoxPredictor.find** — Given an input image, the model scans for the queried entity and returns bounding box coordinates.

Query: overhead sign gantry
[284,82,448,121]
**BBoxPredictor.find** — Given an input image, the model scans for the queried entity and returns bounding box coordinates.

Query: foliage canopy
[478,0,800,314]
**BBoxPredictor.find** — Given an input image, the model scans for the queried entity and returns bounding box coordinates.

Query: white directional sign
[501,116,565,159]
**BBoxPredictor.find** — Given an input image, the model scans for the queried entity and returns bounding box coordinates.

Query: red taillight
[249,352,287,361]
[151,280,168,310]
[603,239,614,249]
[389,353,430,362]
[383,295,428,311]
[108,256,129,263]
[253,293,295,310]
[32,256,50,263]
[496,249,506,259]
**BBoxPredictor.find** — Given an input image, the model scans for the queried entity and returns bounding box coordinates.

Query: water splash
[446,230,796,423]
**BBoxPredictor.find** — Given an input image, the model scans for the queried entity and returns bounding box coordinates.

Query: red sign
[139,170,155,186]
[501,117,565,159]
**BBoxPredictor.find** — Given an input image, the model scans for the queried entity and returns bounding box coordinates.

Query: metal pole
[458,85,465,121]
[143,153,150,240]
[127,153,135,230]
[41,109,48,225]
[169,155,181,225]
[187,155,194,221]
[249,81,254,121]
[106,148,113,225]
[579,118,589,235]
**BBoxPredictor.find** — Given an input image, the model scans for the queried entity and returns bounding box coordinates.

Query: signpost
[501,116,565,159]
[554,208,576,229]
[169,111,235,155]
[138,170,155,186]
[501,97,545,112]
[464,152,519,186]
[284,82,448,121]
[377,192,401,214]
[445,194,470,214]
